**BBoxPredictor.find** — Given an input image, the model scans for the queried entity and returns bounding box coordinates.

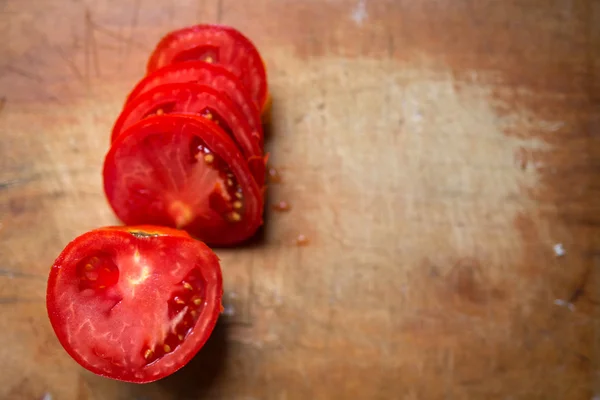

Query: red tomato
[146,24,268,111]
[46,225,223,383]
[125,61,261,139]
[112,83,264,186]
[103,114,263,246]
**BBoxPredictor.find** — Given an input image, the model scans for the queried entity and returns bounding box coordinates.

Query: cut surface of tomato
[46,226,223,383]
[103,114,263,246]
[146,24,268,110]
[125,61,261,142]
[112,83,264,185]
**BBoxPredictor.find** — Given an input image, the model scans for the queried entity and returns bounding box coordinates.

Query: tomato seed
[193,298,202,305]
[188,135,246,222]
[86,271,99,281]
[228,211,241,222]
[183,282,193,290]
[163,344,171,353]
[144,349,153,359]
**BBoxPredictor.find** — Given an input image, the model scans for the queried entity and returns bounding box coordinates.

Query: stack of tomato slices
[105,24,269,247]
[46,25,269,384]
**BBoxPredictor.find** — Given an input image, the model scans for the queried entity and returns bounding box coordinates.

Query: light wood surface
[1,0,599,399]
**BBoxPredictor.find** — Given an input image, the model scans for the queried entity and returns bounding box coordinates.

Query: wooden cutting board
[1,0,599,399]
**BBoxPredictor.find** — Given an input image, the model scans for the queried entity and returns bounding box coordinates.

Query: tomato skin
[113,82,262,145]
[46,226,223,383]
[103,114,264,246]
[111,82,265,186]
[146,24,268,111]
[125,61,261,136]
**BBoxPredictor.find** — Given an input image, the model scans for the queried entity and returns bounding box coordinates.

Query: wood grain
[0,0,599,399]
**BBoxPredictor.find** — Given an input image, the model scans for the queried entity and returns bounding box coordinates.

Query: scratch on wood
[196,0,205,21]
[583,0,597,103]
[568,262,595,305]
[0,171,52,190]
[53,45,84,83]
[84,8,93,89]
[0,97,5,116]
[2,65,44,82]
[387,32,394,59]
[0,269,46,281]
[81,8,101,82]
[0,178,26,190]
[92,23,149,51]
[168,0,175,25]
[124,0,141,61]
[90,21,100,77]
[0,298,44,305]
[217,0,223,22]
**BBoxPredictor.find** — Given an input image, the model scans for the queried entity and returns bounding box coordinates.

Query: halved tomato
[46,225,223,383]
[112,83,264,186]
[125,61,262,142]
[103,114,263,246]
[146,24,268,111]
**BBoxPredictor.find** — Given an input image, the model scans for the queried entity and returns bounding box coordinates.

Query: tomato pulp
[146,24,268,111]
[103,114,263,246]
[46,226,223,383]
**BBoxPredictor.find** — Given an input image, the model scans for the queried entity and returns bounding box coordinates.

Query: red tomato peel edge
[46,225,223,383]
[103,114,264,246]
[146,24,268,111]
[124,61,262,135]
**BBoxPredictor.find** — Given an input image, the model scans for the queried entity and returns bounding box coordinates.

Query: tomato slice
[46,225,223,383]
[146,24,268,111]
[125,61,262,145]
[112,83,264,186]
[103,114,263,246]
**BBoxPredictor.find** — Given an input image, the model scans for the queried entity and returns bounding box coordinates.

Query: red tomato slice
[125,61,261,141]
[103,114,263,246]
[112,83,264,186]
[146,24,268,111]
[46,225,223,383]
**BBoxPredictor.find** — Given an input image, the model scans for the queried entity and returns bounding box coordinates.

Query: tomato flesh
[146,24,268,110]
[125,61,262,144]
[46,226,223,383]
[103,114,263,246]
[112,83,265,186]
